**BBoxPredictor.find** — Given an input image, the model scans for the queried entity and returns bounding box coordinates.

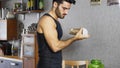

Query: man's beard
[55,7,65,19]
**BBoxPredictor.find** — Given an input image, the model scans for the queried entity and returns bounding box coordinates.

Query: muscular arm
[37,16,87,52]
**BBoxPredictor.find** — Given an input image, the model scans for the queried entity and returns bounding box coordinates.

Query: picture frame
[90,0,101,5]
[107,0,119,6]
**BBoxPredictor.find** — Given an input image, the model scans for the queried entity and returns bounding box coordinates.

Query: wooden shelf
[13,9,44,14]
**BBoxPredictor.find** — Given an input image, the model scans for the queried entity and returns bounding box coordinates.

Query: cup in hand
[69,27,88,36]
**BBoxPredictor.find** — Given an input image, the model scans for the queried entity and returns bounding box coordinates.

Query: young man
[36,0,89,68]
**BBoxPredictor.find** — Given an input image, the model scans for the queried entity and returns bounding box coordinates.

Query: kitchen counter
[0,56,22,62]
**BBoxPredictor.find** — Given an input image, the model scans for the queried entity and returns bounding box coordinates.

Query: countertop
[0,56,22,62]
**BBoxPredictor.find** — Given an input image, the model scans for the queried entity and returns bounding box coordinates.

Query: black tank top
[37,13,63,68]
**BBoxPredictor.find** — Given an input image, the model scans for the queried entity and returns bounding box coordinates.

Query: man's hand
[74,28,90,40]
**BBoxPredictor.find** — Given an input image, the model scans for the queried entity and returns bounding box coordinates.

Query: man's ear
[53,2,58,8]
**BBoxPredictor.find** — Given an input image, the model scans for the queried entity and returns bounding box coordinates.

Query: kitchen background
[1,0,120,68]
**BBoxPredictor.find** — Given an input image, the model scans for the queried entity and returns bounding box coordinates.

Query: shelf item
[0,19,17,40]
[13,0,44,14]
[1,0,44,14]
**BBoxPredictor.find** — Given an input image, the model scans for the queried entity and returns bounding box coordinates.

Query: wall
[61,0,120,68]
[2,0,120,68]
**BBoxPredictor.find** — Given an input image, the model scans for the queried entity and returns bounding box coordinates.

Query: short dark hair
[53,0,76,5]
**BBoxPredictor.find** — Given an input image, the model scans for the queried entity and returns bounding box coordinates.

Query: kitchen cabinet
[22,34,38,68]
[0,19,17,40]
[22,34,35,57]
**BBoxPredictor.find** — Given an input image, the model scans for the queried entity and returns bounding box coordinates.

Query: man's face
[55,1,71,19]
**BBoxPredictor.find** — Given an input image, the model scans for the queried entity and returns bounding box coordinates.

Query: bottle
[34,0,39,10]
[1,8,5,19]
[27,0,31,10]
[30,0,34,10]
[39,0,44,9]
[88,59,104,68]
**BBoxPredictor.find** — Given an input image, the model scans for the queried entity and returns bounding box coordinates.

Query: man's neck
[48,10,58,20]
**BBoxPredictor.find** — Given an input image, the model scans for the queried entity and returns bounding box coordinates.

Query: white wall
[2,0,120,68]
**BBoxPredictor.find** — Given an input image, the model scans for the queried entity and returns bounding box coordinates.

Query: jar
[88,59,104,68]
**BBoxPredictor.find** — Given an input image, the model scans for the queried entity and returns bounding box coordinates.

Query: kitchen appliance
[0,42,12,55]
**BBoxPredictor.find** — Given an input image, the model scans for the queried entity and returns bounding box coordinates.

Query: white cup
[82,28,88,36]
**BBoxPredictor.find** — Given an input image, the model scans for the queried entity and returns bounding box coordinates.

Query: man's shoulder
[40,15,54,22]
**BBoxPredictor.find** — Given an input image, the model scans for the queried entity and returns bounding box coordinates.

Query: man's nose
[65,10,69,15]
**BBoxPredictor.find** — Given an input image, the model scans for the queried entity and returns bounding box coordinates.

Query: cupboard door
[7,19,17,40]
[0,19,17,40]
[0,20,7,40]
[23,58,35,68]
[22,34,35,57]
